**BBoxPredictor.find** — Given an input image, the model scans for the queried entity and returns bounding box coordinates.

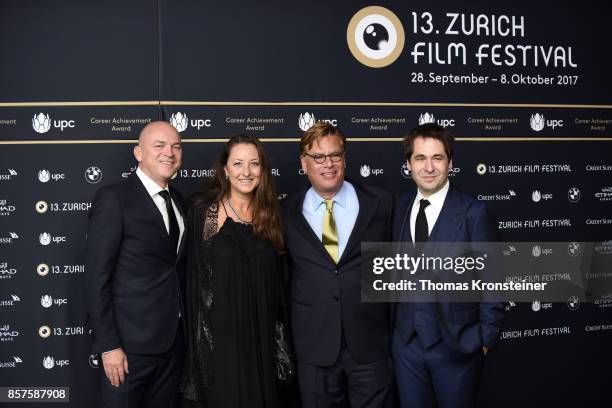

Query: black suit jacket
[393,184,505,352]
[85,174,186,355]
[283,181,393,366]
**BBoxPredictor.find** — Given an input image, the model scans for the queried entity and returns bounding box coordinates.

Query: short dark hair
[300,122,346,154]
[403,123,454,161]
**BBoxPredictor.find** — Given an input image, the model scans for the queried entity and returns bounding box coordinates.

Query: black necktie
[415,199,430,254]
[158,190,179,253]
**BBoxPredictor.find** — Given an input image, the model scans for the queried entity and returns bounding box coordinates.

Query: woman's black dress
[181,202,280,408]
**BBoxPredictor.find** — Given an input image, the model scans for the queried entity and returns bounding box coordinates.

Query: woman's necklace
[227,199,252,224]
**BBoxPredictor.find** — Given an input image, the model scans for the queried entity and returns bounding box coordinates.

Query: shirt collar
[305,181,348,211]
[136,167,168,197]
[414,180,449,211]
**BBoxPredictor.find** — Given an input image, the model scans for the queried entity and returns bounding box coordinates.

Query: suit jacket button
[333,269,339,275]
[333,295,339,301]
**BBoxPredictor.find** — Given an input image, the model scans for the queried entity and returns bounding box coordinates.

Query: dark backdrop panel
[1,1,612,407]
[160,0,608,104]
[0,0,159,102]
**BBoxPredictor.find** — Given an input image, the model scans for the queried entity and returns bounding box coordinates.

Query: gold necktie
[322,199,339,263]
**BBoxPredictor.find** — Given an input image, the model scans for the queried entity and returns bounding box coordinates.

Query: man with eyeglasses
[283,122,395,407]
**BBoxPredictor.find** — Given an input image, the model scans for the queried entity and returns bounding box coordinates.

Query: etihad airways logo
[0,261,17,279]
[0,199,16,216]
[32,113,75,133]
[0,324,19,342]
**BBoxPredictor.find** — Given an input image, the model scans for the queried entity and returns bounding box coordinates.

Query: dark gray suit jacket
[283,181,393,366]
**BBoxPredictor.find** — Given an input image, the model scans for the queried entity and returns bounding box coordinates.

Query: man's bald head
[134,121,183,188]
[139,121,180,145]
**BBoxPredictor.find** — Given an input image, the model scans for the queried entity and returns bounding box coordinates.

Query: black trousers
[100,324,185,408]
[297,346,395,408]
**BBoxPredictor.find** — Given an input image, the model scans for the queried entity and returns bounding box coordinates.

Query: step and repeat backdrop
[1,0,611,406]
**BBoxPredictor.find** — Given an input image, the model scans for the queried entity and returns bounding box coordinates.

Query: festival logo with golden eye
[347,6,405,68]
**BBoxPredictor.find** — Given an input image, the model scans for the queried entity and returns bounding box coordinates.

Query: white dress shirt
[409,180,449,244]
[136,167,184,253]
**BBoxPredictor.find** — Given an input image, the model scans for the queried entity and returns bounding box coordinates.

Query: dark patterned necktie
[415,199,430,254]
[158,190,179,252]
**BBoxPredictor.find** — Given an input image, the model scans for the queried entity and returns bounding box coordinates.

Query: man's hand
[102,348,129,387]
[483,346,489,356]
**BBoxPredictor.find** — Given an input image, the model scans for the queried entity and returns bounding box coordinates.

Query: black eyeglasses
[303,151,344,164]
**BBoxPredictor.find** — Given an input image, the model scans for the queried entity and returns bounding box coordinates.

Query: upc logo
[170,112,188,132]
[360,165,371,177]
[43,356,54,369]
[418,113,455,127]
[169,112,211,132]
[530,113,563,131]
[32,113,75,133]
[39,233,52,245]
[32,113,51,133]
[418,113,435,125]
[298,113,316,132]
[41,295,53,308]
[297,113,337,131]
[38,170,50,182]
[530,113,545,131]
[532,190,552,202]
[532,246,541,257]
[360,165,383,177]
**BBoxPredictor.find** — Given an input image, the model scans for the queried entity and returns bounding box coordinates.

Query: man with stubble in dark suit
[86,121,186,408]
[392,123,505,408]
[283,123,395,408]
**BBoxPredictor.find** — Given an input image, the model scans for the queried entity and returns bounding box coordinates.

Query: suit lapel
[129,175,174,254]
[398,191,417,243]
[428,185,463,244]
[338,183,378,264]
[170,187,186,260]
[288,187,337,264]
